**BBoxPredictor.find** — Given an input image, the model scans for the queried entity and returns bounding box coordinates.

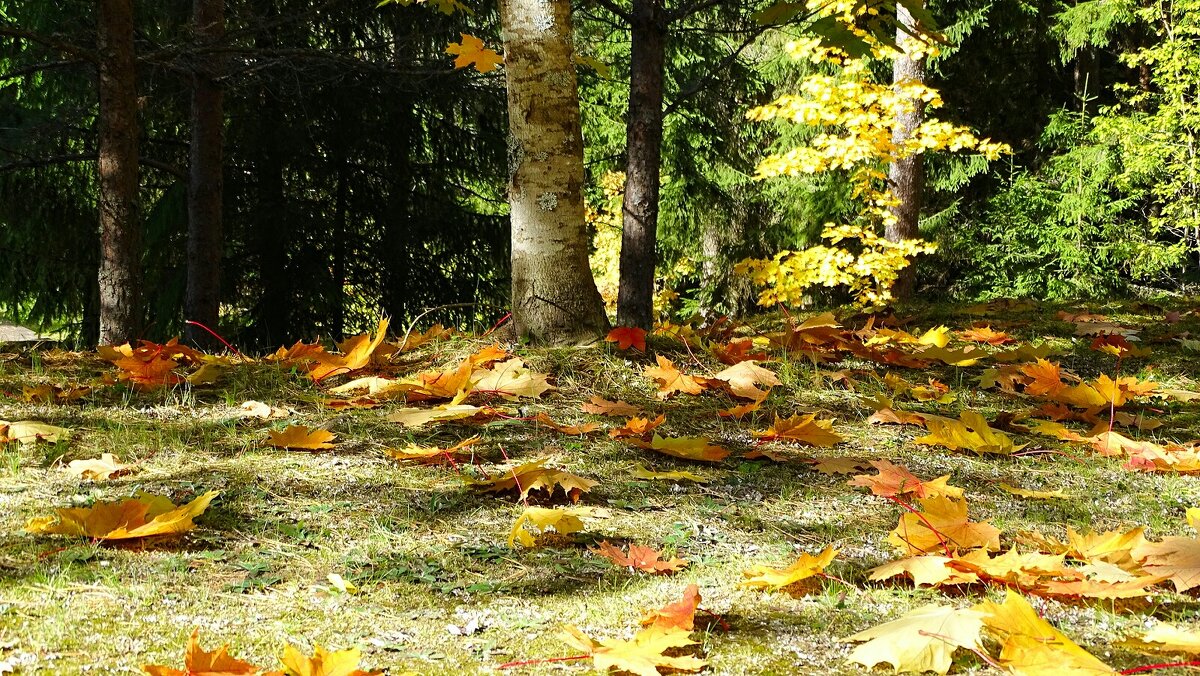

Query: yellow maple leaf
[471,358,552,400]
[446,33,503,73]
[631,463,708,483]
[309,319,390,381]
[915,410,1024,455]
[266,425,337,451]
[469,459,597,502]
[998,482,1070,500]
[631,434,730,462]
[387,436,480,464]
[844,605,985,675]
[26,490,219,540]
[279,644,380,676]
[740,545,837,590]
[1119,623,1200,655]
[560,625,705,676]
[975,589,1115,675]
[1132,532,1200,592]
[712,360,780,401]
[888,496,1001,555]
[508,506,589,547]
[867,555,979,587]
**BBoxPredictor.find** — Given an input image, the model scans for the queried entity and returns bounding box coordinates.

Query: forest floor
[2,299,1200,675]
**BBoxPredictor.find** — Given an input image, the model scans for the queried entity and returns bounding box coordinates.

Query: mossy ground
[2,299,1200,674]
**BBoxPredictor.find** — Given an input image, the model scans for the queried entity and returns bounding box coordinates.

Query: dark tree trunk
[97,0,142,345]
[332,137,348,339]
[185,0,225,348]
[885,2,925,300]
[615,0,667,329]
[251,0,288,345]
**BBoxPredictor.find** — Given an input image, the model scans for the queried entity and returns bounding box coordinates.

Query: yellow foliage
[588,171,625,311]
[739,7,1010,306]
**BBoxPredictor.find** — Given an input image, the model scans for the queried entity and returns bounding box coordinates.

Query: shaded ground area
[2,299,1200,674]
[0,321,39,342]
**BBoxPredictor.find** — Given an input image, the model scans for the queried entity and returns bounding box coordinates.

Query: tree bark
[615,0,666,330]
[885,2,925,300]
[185,0,226,348]
[499,0,609,344]
[97,0,142,345]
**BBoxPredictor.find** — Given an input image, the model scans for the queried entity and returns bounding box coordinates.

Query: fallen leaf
[713,360,780,401]
[975,589,1115,674]
[1132,533,1200,592]
[711,338,768,364]
[1119,623,1200,655]
[309,319,390,381]
[472,358,552,400]
[632,434,730,462]
[65,453,134,481]
[609,414,667,440]
[740,546,837,591]
[143,629,280,676]
[915,411,1025,455]
[753,413,842,446]
[844,605,985,675]
[631,464,708,483]
[0,420,70,444]
[239,400,289,419]
[508,506,589,547]
[582,396,641,417]
[888,496,1002,555]
[868,556,979,587]
[470,459,597,502]
[266,425,337,451]
[279,643,381,676]
[960,325,1015,345]
[639,585,702,631]
[643,356,707,399]
[560,625,706,676]
[848,460,962,499]
[387,436,480,464]
[387,404,498,427]
[606,326,647,351]
[26,490,219,540]
[534,413,599,435]
[718,401,762,418]
[593,541,687,574]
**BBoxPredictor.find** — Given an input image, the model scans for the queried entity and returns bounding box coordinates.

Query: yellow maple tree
[736,3,1009,306]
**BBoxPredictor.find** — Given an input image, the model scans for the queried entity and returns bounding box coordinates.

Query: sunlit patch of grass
[2,300,1200,672]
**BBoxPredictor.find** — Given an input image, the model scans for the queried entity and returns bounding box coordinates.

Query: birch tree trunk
[886,2,925,300]
[615,0,666,330]
[499,0,609,344]
[185,0,226,347]
[97,0,142,344]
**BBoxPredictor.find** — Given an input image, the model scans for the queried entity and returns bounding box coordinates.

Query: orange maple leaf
[639,584,702,631]
[848,460,962,499]
[753,413,843,446]
[143,629,281,676]
[535,412,600,435]
[959,325,1015,345]
[26,491,219,541]
[593,541,688,574]
[643,355,707,399]
[711,338,768,364]
[606,326,647,352]
[446,33,503,73]
[609,414,667,440]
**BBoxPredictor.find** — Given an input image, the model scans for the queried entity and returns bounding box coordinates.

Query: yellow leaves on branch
[739,12,1009,308]
[27,491,219,541]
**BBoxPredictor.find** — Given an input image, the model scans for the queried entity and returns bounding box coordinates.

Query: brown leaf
[581,396,641,417]
[712,360,780,401]
[639,584,702,631]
